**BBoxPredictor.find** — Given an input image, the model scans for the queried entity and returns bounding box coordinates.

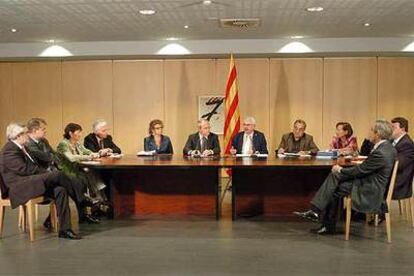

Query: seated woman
[329,122,358,155]
[144,119,173,154]
[57,123,110,219]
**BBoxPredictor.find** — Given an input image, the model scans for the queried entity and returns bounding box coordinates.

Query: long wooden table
[87,155,349,220]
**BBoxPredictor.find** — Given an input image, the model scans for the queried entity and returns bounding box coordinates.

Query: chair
[396,178,414,227]
[0,172,58,242]
[344,160,399,243]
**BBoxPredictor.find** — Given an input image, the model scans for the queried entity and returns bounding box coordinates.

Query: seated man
[183,119,220,156]
[84,119,121,156]
[359,138,374,156]
[277,119,319,155]
[25,118,99,225]
[294,120,397,234]
[230,117,268,154]
[390,117,414,200]
[0,123,81,239]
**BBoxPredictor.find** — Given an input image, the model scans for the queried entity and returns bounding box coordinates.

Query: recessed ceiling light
[139,9,156,15]
[291,35,304,39]
[46,39,55,43]
[364,23,371,27]
[203,0,212,5]
[184,25,189,29]
[306,6,323,12]
[166,37,179,41]
[10,28,17,33]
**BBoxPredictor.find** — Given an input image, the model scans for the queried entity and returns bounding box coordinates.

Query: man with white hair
[183,119,220,156]
[84,119,121,156]
[0,123,81,239]
[294,120,397,235]
[230,116,268,154]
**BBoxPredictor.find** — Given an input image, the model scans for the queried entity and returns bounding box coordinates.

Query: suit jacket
[231,131,268,154]
[25,137,55,170]
[183,132,221,155]
[339,141,397,213]
[392,134,414,199]
[57,138,93,162]
[0,141,49,208]
[144,135,173,154]
[278,133,319,154]
[84,133,121,154]
[359,138,374,156]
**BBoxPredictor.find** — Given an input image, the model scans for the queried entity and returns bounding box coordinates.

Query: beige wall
[0,57,413,153]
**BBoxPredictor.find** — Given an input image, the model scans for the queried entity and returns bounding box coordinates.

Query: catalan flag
[223,54,241,154]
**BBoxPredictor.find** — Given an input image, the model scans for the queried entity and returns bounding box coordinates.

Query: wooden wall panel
[269,58,323,152]
[62,61,113,146]
[323,58,377,148]
[378,57,414,137]
[113,60,164,154]
[164,60,215,153]
[11,62,62,147]
[0,63,14,146]
[1,56,414,154]
[215,58,270,151]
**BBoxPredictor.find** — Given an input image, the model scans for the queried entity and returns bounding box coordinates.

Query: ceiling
[1,0,414,43]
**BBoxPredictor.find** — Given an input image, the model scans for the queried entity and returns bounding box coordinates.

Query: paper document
[137,151,156,156]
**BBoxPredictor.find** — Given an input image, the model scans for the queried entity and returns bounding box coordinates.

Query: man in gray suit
[294,120,397,235]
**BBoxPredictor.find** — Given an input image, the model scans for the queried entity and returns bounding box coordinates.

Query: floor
[1,189,414,275]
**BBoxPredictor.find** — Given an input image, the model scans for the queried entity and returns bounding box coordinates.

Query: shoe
[310,225,336,235]
[58,229,82,240]
[293,210,319,222]
[79,214,101,224]
[43,216,52,231]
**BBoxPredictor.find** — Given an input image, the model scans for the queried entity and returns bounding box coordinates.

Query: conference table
[85,154,352,220]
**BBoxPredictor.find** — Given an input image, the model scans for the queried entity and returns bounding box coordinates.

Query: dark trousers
[44,172,71,231]
[311,172,354,228]
[44,171,85,231]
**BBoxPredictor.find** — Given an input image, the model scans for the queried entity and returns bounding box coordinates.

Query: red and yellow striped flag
[223,54,241,154]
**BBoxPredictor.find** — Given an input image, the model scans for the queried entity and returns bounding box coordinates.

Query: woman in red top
[329,122,358,155]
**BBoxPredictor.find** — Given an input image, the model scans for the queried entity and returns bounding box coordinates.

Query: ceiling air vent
[219,18,261,29]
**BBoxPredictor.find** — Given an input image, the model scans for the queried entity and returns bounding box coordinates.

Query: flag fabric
[223,54,241,154]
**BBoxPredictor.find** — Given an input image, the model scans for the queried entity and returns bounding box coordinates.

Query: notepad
[137,151,156,156]
[80,161,101,165]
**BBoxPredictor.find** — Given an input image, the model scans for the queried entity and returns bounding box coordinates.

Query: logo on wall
[198,96,225,134]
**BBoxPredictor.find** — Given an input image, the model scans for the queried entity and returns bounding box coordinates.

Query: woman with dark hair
[58,123,99,162]
[143,119,173,154]
[56,123,108,223]
[329,122,358,155]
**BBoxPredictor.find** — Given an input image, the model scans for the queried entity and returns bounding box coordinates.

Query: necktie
[99,139,104,149]
[201,137,208,152]
[22,146,35,163]
[249,135,254,152]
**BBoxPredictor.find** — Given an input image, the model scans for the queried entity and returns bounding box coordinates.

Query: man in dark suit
[25,118,99,225]
[391,117,414,200]
[294,120,397,235]
[1,123,81,239]
[277,119,319,155]
[84,119,121,156]
[230,117,268,154]
[183,119,220,156]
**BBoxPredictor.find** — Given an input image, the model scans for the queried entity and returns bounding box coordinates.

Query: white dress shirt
[392,133,406,147]
[242,132,253,154]
[12,140,35,163]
